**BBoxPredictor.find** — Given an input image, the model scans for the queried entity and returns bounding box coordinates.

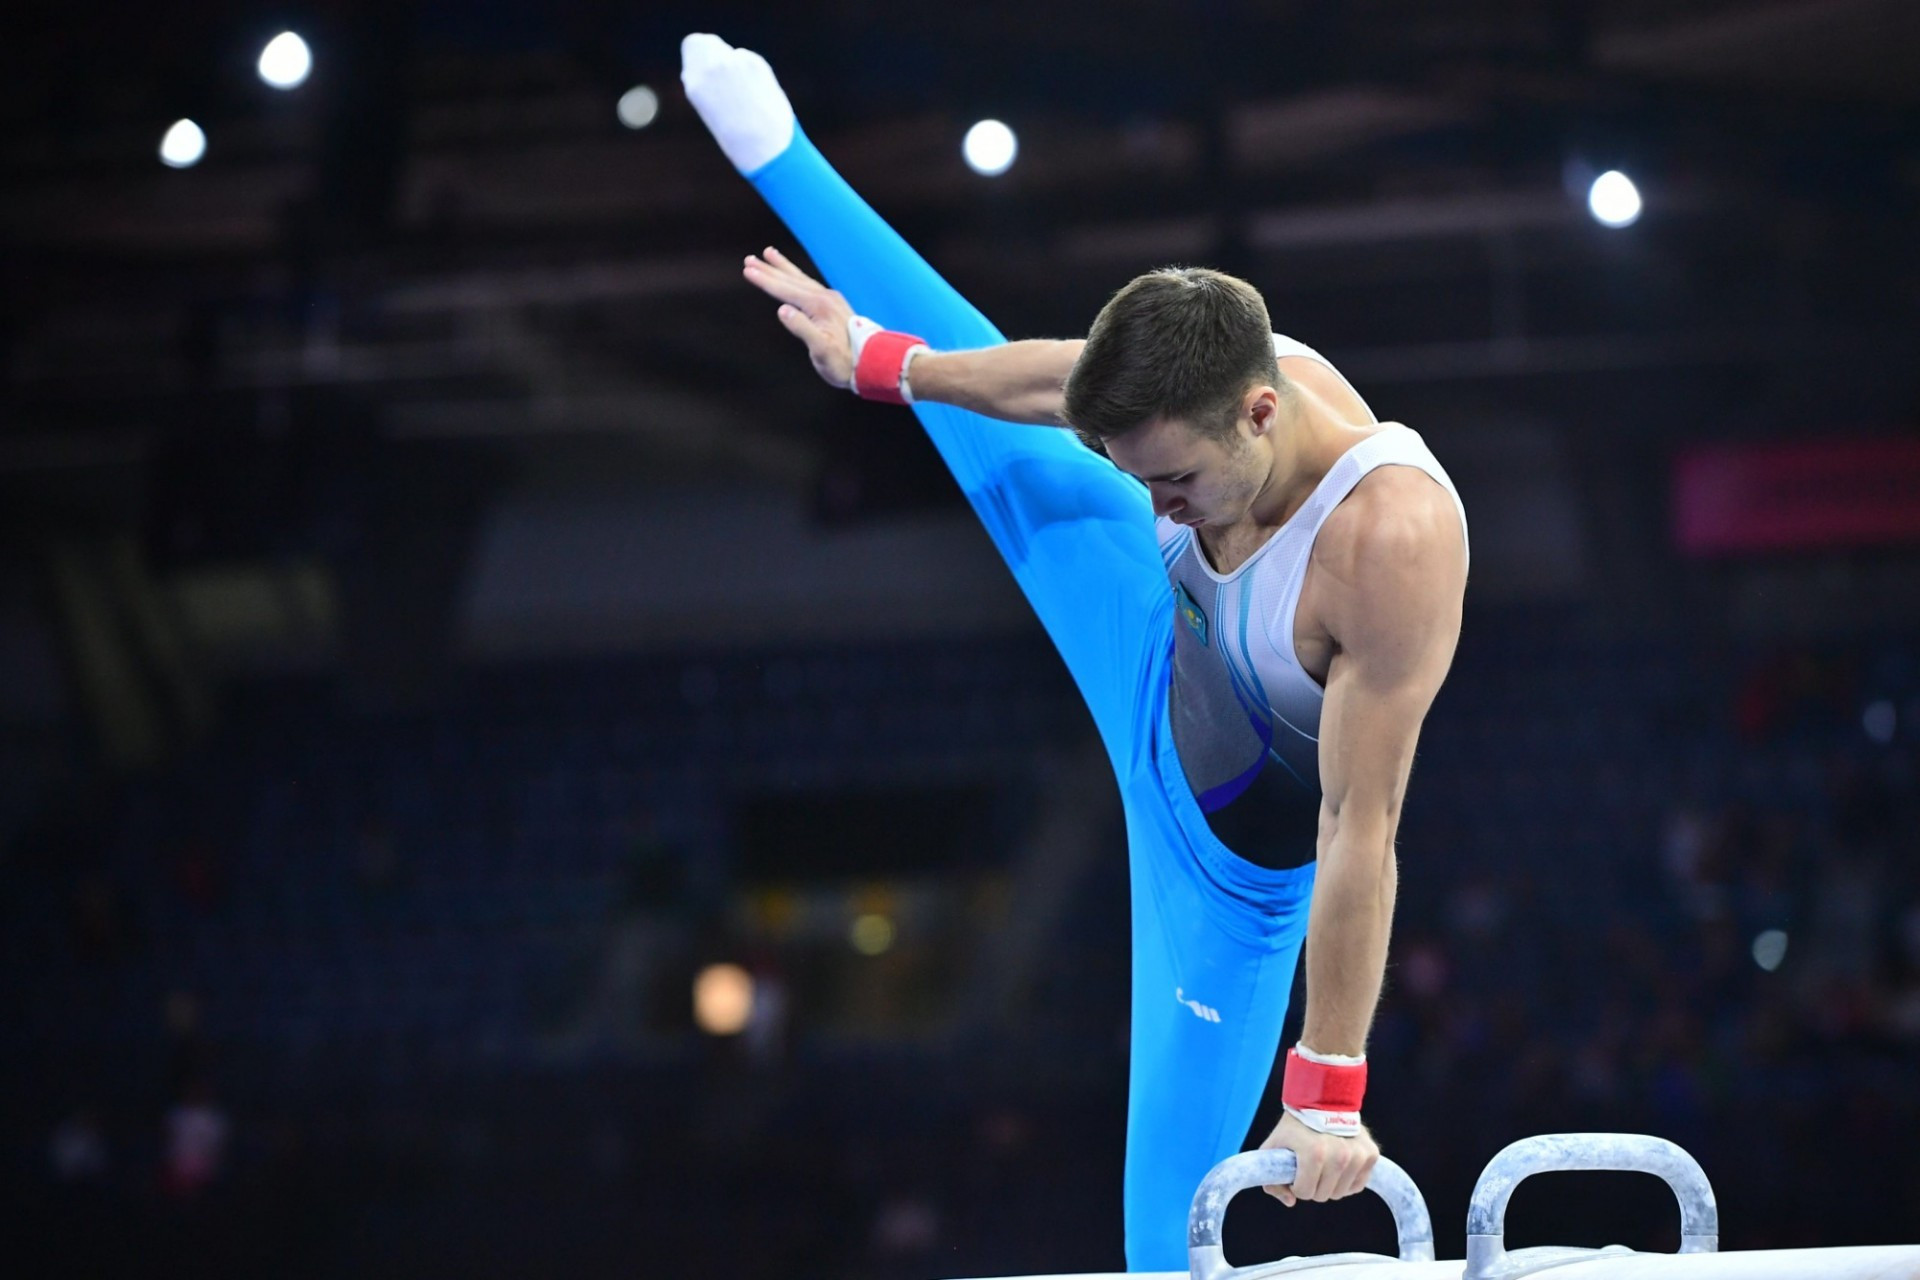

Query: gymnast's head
[1065,267,1293,529]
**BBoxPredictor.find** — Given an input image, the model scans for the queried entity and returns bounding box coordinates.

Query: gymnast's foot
[680,33,795,175]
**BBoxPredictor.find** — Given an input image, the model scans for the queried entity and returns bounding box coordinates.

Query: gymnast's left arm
[1259,468,1466,1207]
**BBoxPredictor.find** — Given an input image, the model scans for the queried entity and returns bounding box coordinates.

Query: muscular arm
[1302,468,1466,1056]
[907,341,1082,425]
[742,246,1080,424]
[742,246,1381,434]
[1256,467,1463,1208]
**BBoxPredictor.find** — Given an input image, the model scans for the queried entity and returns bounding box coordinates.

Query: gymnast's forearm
[1297,829,1398,1059]
[909,339,1084,426]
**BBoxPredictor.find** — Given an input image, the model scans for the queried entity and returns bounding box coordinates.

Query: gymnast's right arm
[743,246,1081,426]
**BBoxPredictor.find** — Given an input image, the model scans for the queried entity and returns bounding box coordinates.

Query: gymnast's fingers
[743,256,820,309]
[1340,1147,1380,1200]
[754,246,822,294]
[1338,1139,1378,1200]
[775,301,825,346]
[1291,1148,1329,1203]
[761,245,819,285]
[775,304,851,387]
[1324,1150,1362,1201]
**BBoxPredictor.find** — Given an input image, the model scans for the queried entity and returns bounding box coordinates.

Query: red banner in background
[1673,436,1920,556]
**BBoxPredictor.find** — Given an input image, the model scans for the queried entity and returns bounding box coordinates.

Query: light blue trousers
[748,128,1316,1272]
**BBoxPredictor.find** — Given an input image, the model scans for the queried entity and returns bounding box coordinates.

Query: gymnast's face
[1107,397,1278,532]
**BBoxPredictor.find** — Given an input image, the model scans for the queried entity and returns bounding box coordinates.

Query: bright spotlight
[694,963,754,1035]
[1751,929,1789,972]
[963,119,1017,177]
[617,85,660,130]
[159,119,207,169]
[257,32,312,90]
[1587,169,1642,228]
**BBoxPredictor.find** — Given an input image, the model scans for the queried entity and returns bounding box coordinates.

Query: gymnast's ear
[1243,383,1284,437]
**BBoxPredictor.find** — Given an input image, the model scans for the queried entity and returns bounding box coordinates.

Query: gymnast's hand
[742,246,856,390]
[1259,1109,1380,1208]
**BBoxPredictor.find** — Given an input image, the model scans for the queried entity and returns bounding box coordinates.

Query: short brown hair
[1063,267,1281,449]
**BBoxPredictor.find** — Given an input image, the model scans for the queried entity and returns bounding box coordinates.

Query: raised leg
[683,35,1168,761]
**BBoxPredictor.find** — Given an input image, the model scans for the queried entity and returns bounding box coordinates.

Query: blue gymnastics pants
[748,128,1316,1272]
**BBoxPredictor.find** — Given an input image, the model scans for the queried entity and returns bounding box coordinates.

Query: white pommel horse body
[949,1133,1920,1280]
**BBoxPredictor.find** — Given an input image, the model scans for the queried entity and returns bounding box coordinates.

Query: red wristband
[852,329,926,405]
[1282,1047,1368,1113]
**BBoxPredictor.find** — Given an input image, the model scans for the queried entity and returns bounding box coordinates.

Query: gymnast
[681,34,1469,1272]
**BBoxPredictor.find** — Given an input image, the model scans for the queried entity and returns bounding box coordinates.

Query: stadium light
[1751,929,1789,972]
[693,962,753,1035]
[963,119,1017,176]
[1587,169,1642,228]
[257,31,312,90]
[159,119,207,169]
[617,85,660,130]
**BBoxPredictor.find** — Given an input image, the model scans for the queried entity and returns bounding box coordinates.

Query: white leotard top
[1154,333,1469,865]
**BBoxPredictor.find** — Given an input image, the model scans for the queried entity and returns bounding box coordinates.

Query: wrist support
[847,315,928,405]
[1282,1045,1367,1138]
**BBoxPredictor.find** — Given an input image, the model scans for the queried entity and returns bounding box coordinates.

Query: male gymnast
[681,34,1469,1272]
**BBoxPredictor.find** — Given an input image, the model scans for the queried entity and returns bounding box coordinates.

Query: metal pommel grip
[1464,1133,1719,1280]
[1186,1148,1435,1280]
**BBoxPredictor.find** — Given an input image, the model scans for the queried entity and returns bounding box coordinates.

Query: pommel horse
[954,1133,1920,1280]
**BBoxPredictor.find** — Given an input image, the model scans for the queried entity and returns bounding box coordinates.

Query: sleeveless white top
[1154,334,1469,864]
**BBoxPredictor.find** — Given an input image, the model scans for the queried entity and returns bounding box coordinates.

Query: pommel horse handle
[1186,1148,1436,1280]
[1464,1133,1719,1280]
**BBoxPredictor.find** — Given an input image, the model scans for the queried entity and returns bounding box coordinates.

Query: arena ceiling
[3,0,1916,507]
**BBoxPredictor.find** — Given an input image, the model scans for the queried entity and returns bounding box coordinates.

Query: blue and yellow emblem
[1174,581,1209,647]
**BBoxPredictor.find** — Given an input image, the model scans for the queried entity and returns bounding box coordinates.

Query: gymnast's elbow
[1315,803,1399,881]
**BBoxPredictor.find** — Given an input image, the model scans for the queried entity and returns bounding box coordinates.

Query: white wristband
[1294,1043,1365,1068]
[846,314,882,390]
[898,344,926,404]
[1285,1105,1363,1138]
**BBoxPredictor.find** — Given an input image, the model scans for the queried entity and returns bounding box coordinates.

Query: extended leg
[684,36,1167,759]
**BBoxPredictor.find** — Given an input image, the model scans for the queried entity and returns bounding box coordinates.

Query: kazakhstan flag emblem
[1174,581,1209,647]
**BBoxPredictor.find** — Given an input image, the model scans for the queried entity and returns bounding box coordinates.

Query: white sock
[680,33,796,175]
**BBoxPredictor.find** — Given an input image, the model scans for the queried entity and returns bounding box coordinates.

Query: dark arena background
[4,2,1920,1277]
